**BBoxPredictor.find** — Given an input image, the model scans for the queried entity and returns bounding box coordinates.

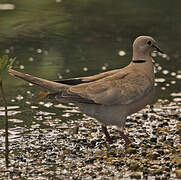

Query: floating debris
[16,95,24,100]
[56,0,62,3]
[83,67,88,72]
[173,98,181,102]
[4,49,10,54]
[0,106,19,110]
[65,69,70,73]
[19,65,24,69]
[171,81,176,84]
[176,75,181,79]
[118,50,126,56]
[155,78,165,83]
[44,102,53,108]
[31,106,38,109]
[36,111,56,116]
[162,70,169,75]
[101,66,107,70]
[170,72,176,76]
[9,119,23,123]
[29,83,34,86]
[0,3,15,10]
[0,110,20,116]
[29,57,34,62]
[36,49,42,54]
[151,52,157,57]
[171,92,181,97]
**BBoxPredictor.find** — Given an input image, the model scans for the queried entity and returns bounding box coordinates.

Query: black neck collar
[132,60,146,63]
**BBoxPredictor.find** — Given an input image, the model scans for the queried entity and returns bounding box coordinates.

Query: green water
[0,0,180,126]
[0,1,180,126]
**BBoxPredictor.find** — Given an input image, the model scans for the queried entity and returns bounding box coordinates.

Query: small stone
[141,151,147,157]
[150,137,157,143]
[130,172,141,179]
[85,158,96,164]
[152,130,157,135]
[142,114,148,119]
[175,170,181,178]
[165,167,170,172]
[150,115,156,121]
[118,50,126,56]
[152,168,163,175]
[147,152,160,160]
[127,147,137,154]
[130,143,139,149]
[129,161,141,171]
[164,156,170,161]
[174,156,181,166]
[177,122,181,130]
[157,150,164,156]
[162,121,169,126]
[176,144,181,150]
[155,177,161,180]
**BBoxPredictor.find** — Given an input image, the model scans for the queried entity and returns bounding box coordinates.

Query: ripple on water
[0,111,21,116]
[9,119,23,123]
[0,4,15,10]
[176,74,181,79]
[0,106,19,110]
[155,78,165,83]
[171,92,181,97]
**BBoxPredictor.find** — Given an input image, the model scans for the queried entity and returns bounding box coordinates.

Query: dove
[9,36,163,145]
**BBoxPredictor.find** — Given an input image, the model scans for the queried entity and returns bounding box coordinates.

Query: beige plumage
[9,36,163,145]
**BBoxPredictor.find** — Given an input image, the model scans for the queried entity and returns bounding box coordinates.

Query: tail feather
[8,69,69,92]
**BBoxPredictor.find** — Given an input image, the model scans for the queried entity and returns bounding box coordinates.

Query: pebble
[175,170,181,178]
[129,161,141,171]
[127,147,137,154]
[150,137,157,143]
[130,172,141,179]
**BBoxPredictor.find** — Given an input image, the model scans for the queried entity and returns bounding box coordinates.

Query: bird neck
[132,50,151,60]
[130,55,155,82]
[132,60,146,63]
[132,50,153,65]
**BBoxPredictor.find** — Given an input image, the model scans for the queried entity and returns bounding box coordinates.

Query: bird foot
[106,137,114,144]
[101,125,113,144]
[102,125,131,146]
[119,131,131,147]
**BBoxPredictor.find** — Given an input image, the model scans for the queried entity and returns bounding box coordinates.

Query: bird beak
[152,44,164,54]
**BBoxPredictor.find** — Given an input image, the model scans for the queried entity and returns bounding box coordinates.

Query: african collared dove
[9,36,163,145]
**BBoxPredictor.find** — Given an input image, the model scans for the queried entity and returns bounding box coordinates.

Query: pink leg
[102,125,113,144]
[119,131,131,146]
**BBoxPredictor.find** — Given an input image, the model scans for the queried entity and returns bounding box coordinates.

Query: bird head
[133,36,164,57]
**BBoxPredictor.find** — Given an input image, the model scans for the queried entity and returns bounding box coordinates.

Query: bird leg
[119,131,131,146]
[101,125,113,144]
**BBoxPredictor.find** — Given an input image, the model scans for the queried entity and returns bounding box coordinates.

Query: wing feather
[69,71,153,105]
[54,69,120,85]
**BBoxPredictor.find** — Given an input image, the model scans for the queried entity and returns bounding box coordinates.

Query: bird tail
[8,69,69,92]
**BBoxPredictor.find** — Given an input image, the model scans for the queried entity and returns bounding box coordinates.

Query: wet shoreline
[0,99,180,179]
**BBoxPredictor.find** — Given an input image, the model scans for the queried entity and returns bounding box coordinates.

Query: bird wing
[54,69,120,85]
[68,70,153,105]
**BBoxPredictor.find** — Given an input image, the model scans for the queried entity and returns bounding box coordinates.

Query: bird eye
[147,41,152,46]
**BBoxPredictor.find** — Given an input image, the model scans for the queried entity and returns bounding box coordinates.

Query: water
[0,0,181,179]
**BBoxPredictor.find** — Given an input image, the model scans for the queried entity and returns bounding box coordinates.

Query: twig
[0,81,9,168]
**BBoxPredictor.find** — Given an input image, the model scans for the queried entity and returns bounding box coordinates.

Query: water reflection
[0,82,10,168]
[0,4,15,10]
